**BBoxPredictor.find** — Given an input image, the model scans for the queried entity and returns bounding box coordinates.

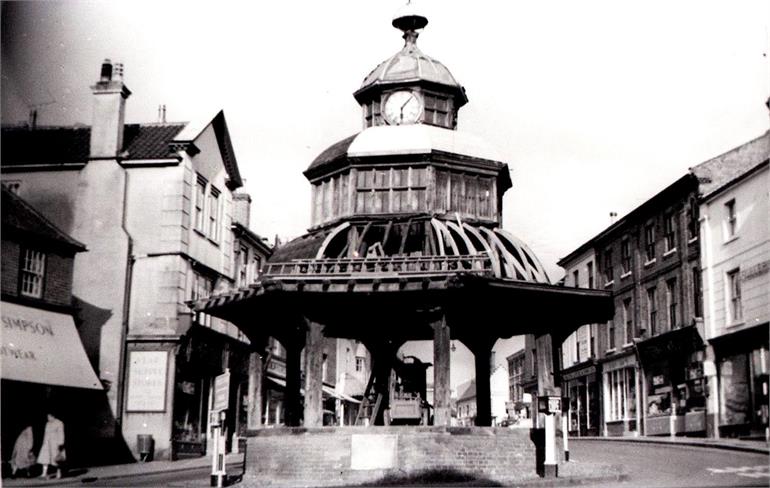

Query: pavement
[3,436,767,487]
[3,453,245,487]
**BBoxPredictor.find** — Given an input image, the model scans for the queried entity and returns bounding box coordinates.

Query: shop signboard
[212,370,230,413]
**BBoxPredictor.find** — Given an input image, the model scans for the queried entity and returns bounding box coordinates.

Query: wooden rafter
[315,221,350,259]
[398,218,413,255]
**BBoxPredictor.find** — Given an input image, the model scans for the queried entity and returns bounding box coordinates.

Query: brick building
[1,187,107,467]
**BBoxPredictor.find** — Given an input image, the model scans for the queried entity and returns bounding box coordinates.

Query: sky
[2,0,769,390]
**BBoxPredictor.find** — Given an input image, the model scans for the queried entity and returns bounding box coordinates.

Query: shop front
[637,324,706,437]
[562,360,601,437]
[601,352,640,437]
[1,302,110,469]
[171,325,251,460]
[710,324,769,439]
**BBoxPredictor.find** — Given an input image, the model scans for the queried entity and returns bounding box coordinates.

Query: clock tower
[289,4,547,284]
[353,6,467,129]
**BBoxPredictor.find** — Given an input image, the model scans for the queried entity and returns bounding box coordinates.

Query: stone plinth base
[244,426,548,487]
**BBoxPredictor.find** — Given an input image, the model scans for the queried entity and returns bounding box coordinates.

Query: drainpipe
[700,213,720,438]
[115,170,135,433]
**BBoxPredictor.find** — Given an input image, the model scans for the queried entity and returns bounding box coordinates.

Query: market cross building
[194,5,613,484]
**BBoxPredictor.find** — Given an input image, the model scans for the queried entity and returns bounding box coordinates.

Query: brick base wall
[244,426,562,487]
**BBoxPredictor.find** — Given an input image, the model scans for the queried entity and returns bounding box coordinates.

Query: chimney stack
[90,58,131,158]
[232,192,252,227]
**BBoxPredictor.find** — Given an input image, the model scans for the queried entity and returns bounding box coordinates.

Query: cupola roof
[354,7,467,106]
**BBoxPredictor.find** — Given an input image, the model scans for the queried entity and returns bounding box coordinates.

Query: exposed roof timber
[191,274,612,342]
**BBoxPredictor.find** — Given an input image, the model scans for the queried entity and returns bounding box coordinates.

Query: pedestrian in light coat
[38,413,65,479]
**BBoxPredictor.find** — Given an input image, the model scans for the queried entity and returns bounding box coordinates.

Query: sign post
[537,395,561,478]
[211,369,230,488]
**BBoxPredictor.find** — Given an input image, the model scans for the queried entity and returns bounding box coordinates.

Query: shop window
[664,213,676,252]
[606,367,636,422]
[647,373,672,417]
[20,248,46,298]
[719,353,750,426]
[647,287,657,336]
[644,223,655,262]
[666,278,678,329]
[727,268,742,323]
[724,199,737,239]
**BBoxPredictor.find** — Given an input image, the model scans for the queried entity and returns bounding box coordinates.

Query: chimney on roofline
[232,192,252,227]
[90,58,131,158]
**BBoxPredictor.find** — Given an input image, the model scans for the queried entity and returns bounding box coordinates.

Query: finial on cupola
[392,0,428,46]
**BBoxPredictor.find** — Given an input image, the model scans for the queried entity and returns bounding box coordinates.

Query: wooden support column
[472,340,493,426]
[460,334,496,427]
[432,315,451,426]
[246,351,263,431]
[304,320,325,427]
[284,329,305,427]
[535,333,558,396]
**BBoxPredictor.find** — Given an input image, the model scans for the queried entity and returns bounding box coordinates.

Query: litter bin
[137,434,154,462]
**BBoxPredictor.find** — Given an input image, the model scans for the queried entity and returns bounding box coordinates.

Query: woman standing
[38,413,65,479]
[10,426,35,477]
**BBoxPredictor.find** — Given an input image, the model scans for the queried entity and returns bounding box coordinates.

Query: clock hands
[399,95,414,123]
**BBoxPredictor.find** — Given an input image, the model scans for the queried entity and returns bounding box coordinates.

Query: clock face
[383,90,423,125]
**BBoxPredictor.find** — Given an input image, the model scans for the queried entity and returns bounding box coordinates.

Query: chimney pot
[100,59,113,82]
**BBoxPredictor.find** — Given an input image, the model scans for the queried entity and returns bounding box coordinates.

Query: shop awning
[636,324,704,366]
[1,302,102,389]
[267,376,360,403]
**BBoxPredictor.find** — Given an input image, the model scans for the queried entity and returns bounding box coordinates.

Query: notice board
[126,350,169,412]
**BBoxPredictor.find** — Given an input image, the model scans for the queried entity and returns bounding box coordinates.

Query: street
[28,439,767,487]
[570,439,769,488]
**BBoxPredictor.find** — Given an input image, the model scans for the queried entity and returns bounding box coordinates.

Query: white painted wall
[700,164,769,340]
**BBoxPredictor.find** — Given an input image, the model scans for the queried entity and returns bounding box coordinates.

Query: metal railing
[263,254,492,278]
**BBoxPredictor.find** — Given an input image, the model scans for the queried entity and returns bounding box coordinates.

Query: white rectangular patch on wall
[350,434,398,470]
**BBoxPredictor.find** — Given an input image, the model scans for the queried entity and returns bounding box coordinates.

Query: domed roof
[354,9,467,106]
[305,125,505,178]
[358,42,462,94]
[268,218,551,284]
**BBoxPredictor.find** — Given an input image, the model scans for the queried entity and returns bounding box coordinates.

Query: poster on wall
[126,351,168,412]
